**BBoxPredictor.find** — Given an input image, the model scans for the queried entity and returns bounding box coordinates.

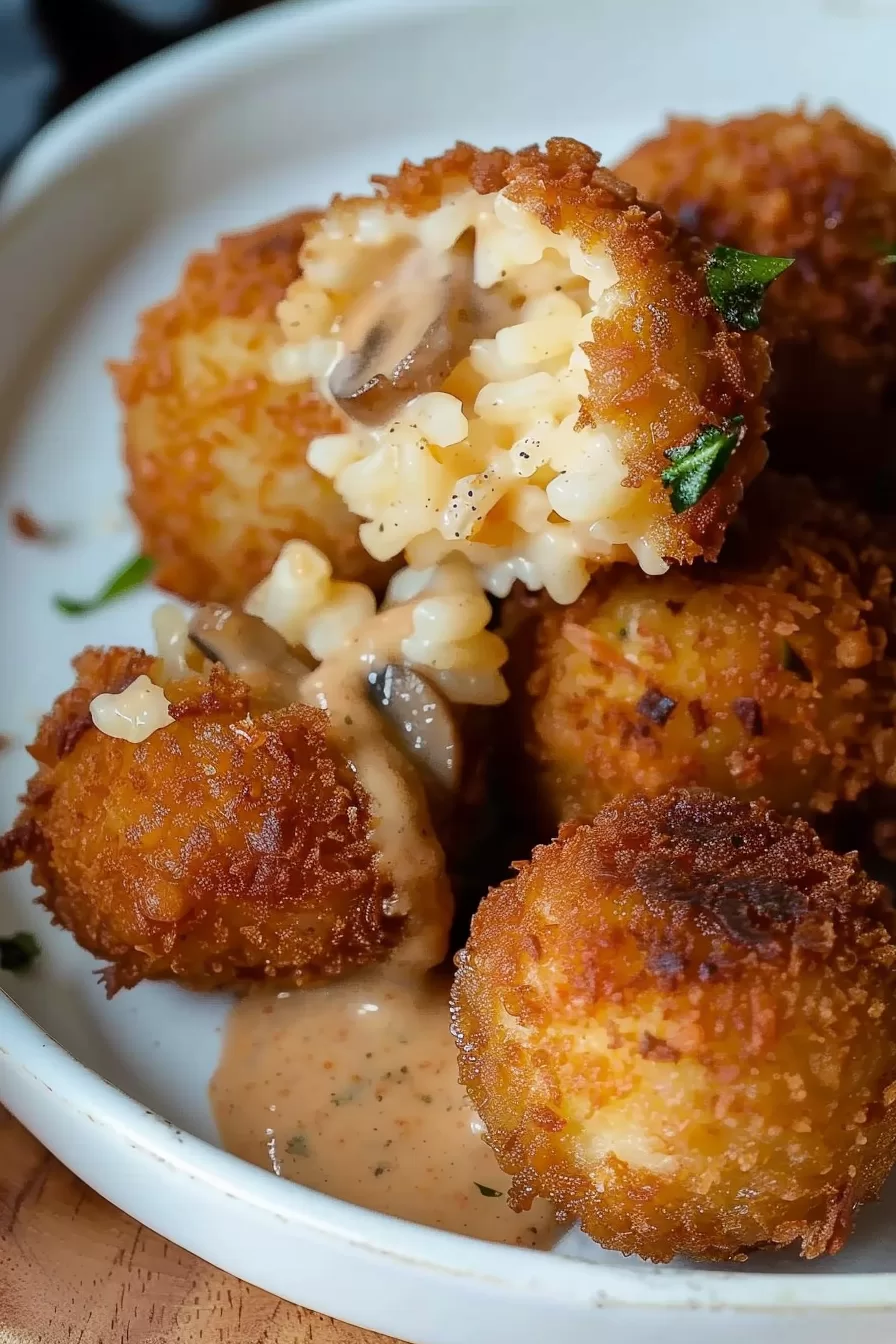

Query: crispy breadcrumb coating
[618,109,896,486]
[512,473,896,829]
[0,647,402,992]
[109,211,395,604]
[451,788,896,1263]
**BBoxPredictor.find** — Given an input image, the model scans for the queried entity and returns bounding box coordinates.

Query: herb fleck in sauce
[210,968,559,1247]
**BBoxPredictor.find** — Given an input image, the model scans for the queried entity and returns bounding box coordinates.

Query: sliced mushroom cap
[188,604,312,704]
[366,662,461,796]
[329,232,491,426]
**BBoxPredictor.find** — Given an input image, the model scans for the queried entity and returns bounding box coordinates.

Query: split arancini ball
[513,473,896,830]
[0,647,421,993]
[109,211,395,605]
[451,789,896,1263]
[276,138,771,598]
[617,108,896,486]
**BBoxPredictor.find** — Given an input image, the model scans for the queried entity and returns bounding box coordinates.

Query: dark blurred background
[0,0,276,173]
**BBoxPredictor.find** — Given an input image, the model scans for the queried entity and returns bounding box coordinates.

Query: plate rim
[2,0,896,1312]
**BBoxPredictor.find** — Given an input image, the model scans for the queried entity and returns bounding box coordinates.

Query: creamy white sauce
[89,674,173,743]
[211,967,560,1247]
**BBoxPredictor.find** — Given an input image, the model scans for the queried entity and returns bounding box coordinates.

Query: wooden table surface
[0,1106,395,1344]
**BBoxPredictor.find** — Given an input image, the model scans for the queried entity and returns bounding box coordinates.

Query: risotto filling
[272,141,770,603]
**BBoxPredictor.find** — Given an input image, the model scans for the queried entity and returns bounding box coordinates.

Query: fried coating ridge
[110,210,394,604]
[1,648,399,992]
[452,789,896,1262]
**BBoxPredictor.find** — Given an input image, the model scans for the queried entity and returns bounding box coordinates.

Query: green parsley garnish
[286,1133,310,1158]
[0,931,40,973]
[474,1183,502,1198]
[54,554,154,616]
[706,245,794,331]
[662,416,744,514]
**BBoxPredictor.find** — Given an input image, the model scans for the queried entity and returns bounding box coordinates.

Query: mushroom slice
[366,662,461,796]
[190,607,462,800]
[188,604,311,705]
[329,232,485,426]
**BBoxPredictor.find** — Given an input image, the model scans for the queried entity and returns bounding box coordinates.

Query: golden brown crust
[371,138,771,564]
[451,789,896,1262]
[1,648,400,992]
[110,211,396,603]
[618,109,896,486]
[512,473,896,828]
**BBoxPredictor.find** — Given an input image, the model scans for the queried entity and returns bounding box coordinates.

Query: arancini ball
[0,646,448,992]
[511,473,896,830]
[275,138,771,600]
[109,211,396,605]
[451,788,896,1262]
[618,108,896,487]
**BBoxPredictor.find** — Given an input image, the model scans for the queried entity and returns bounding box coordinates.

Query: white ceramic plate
[4,1,896,1339]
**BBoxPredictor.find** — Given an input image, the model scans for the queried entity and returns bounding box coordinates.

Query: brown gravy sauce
[211,968,560,1247]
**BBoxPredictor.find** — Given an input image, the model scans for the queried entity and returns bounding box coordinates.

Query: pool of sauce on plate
[210,968,559,1248]
[209,595,557,1248]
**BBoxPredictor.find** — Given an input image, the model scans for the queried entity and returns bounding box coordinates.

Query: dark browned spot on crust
[635,859,809,952]
[732,696,764,736]
[639,1032,681,1063]
[636,688,677,726]
[690,876,808,950]
[687,699,708,734]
